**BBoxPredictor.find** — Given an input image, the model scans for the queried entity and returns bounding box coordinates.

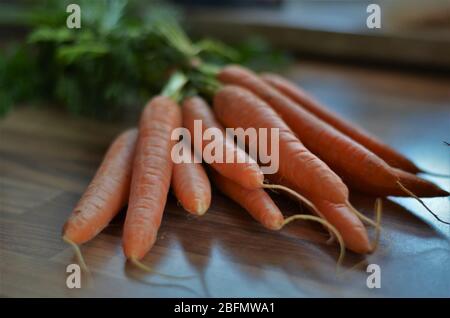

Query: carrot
[182,95,264,189]
[62,128,138,269]
[394,169,449,197]
[63,128,138,244]
[217,65,448,198]
[347,167,449,198]
[213,84,349,204]
[122,95,182,261]
[213,85,375,252]
[325,156,449,198]
[267,173,373,254]
[261,72,420,173]
[211,170,284,230]
[171,146,211,215]
[182,95,325,219]
[310,199,372,254]
[210,170,346,265]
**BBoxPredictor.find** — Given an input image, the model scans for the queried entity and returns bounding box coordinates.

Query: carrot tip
[281,214,346,272]
[183,202,208,216]
[195,202,209,216]
[129,258,195,280]
[62,236,89,272]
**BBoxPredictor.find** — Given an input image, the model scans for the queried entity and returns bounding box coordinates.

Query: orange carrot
[123,96,182,261]
[218,65,448,198]
[310,198,372,254]
[210,170,346,264]
[347,167,449,197]
[213,85,349,204]
[183,95,325,219]
[172,146,211,215]
[394,169,449,197]
[268,173,372,254]
[182,96,264,189]
[63,128,138,245]
[261,72,421,173]
[211,170,284,230]
[213,85,373,252]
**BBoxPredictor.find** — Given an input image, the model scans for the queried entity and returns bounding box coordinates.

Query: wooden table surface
[1,60,449,297]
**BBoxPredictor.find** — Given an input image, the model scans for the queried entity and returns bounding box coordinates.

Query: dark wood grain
[1,60,449,297]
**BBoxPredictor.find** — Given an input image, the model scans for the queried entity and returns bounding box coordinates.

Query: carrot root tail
[263,183,336,241]
[62,236,89,272]
[419,170,450,178]
[370,198,383,253]
[397,181,450,225]
[129,258,194,280]
[337,258,369,278]
[281,214,346,272]
[346,201,378,227]
[263,184,318,213]
[337,200,382,276]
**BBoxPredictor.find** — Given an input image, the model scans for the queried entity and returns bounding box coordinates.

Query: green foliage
[0,46,42,115]
[0,0,291,119]
[197,36,292,71]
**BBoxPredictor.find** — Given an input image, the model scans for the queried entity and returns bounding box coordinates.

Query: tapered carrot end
[194,201,209,216]
[397,181,450,225]
[271,217,285,231]
[346,233,372,255]
[412,181,449,197]
[328,203,372,254]
[183,200,209,216]
[395,168,449,197]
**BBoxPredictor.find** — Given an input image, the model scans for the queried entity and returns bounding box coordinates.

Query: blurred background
[1,0,450,70]
[176,0,450,70]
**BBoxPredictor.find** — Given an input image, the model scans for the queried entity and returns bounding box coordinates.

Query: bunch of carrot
[62,64,448,274]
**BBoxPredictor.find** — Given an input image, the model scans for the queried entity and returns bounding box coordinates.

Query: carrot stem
[62,236,89,272]
[196,62,221,77]
[282,214,345,271]
[397,181,450,225]
[161,71,188,102]
[156,21,198,57]
[190,73,222,98]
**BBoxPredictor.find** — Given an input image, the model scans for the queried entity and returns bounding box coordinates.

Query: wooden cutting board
[1,60,449,297]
